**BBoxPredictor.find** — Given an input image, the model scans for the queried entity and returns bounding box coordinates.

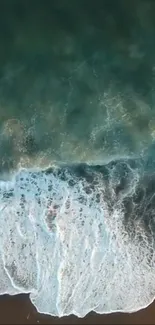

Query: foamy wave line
[0,161,155,317]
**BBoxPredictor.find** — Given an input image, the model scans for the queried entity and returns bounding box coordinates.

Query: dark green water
[0,0,155,172]
[1,2,155,316]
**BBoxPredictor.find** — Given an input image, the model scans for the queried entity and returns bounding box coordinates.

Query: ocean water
[1,0,155,317]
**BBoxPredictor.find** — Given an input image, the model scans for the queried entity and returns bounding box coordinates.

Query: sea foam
[0,159,155,317]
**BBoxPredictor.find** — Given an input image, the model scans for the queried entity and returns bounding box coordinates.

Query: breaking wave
[0,157,155,317]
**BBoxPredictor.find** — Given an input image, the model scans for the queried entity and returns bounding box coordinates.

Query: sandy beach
[0,294,154,324]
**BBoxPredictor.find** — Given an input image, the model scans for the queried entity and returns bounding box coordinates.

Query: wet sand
[0,294,154,324]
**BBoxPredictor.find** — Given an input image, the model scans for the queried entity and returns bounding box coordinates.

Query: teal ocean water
[1,0,155,317]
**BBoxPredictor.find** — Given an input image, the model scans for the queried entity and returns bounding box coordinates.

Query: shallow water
[1,0,155,317]
[0,160,155,316]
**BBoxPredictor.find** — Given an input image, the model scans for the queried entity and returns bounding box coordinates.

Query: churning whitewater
[0,159,155,317]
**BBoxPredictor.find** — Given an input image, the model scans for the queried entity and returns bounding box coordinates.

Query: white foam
[0,165,155,317]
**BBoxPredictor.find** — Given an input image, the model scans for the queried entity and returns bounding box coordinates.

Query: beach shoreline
[0,294,154,324]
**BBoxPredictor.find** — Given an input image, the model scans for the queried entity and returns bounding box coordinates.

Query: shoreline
[0,294,155,324]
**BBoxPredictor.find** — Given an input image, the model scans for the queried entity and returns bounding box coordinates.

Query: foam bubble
[0,160,155,317]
